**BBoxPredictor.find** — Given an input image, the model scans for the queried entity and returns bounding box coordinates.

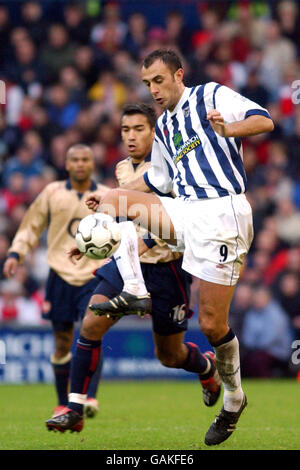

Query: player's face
[121,114,154,162]
[141,60,184,111]
[65,148,94,182]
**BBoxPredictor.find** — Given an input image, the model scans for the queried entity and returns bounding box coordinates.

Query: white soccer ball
[75,213,121,260]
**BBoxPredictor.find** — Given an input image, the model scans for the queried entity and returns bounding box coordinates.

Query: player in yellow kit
[3,144,106,418]
[46,104,221,433]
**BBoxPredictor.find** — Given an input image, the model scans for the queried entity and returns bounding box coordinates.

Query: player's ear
[65,159,70,172]
[174,68,184,84]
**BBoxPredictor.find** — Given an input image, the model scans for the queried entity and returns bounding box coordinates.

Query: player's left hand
[207,110,227,137]
[68,246,84,264]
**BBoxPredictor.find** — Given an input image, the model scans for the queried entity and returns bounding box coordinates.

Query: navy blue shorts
[93,257,193,336]
[42,269,99,331]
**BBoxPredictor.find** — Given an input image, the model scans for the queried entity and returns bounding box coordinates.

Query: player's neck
[130,150,151,164]
[69,179,92,192]
[130,155,147,164]
[168,85,185,112]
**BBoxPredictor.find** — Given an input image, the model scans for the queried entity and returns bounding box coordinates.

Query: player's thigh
[181,194,253,285]
[153,331,186,361]
[81,294,119,340]
[102,188,176,244]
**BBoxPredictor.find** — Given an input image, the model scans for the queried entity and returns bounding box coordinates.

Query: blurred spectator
[4,81,24,127]
[0,5,11,68]
[3,143,44,187]
[41,24,76,83]
[94,115,121,172]
[13,263,41,300]
[142,27,169,58]
[64,2,92,46]
[23,129,47,162]
[18,96,36,131]
[273,270,300,339]
[241,286,292,377]
[211,40,247,89]
[165,10,191,56]
[260,20,296,98]
[91,2,127,55]
[73,45,106,89]
[123,12,148,60]
[30,106,60,146]
[46,83,80,130]
[230,283,253,339]
[0,111,21,155]
[88,69,127,112]
[4,38,44,92]
[48,134,68,179]
[0,172,28,215]
[240,69,270,108]
[0,278,41,325]
[275,198,300,247]
[112,50,140,88]
[275,0,300,50]
[20,0,47,47]
[59,65,87,106]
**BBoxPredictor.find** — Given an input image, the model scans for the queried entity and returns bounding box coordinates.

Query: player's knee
[54,332,72,358]
[155,349,182,368]
[81,314,102,340]
[198,314,220,343]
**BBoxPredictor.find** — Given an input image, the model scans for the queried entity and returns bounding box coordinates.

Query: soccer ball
[75,213,121,260]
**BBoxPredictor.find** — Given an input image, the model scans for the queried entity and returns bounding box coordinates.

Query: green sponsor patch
[172,131,183,149]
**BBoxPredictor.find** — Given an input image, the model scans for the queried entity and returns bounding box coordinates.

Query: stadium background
[0,0,300,383]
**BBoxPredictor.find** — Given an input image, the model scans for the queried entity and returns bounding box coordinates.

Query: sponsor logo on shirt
[174,135,201,165]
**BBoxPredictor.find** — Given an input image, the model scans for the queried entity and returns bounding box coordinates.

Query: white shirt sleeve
[213,84,271,123]
[144,136,173,195]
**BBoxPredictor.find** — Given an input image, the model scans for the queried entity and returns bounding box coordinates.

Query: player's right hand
[85,192,101,211]
[3,257,19,278]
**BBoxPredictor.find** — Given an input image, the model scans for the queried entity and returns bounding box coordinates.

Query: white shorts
[159,194,254,286]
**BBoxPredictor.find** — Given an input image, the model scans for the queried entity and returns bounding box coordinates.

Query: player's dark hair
[142,49,183,74]
[121,103,157,129]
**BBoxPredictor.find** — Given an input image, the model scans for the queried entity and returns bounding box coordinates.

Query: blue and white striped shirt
[144,82,271,200]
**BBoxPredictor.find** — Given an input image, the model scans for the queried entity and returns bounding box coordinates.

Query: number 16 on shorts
[172,304,186,324]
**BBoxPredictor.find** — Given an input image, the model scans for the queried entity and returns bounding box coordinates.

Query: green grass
[0,379,299,450]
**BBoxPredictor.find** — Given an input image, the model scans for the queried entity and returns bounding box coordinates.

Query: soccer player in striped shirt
[45,103,222,434]
[86,49,274,445]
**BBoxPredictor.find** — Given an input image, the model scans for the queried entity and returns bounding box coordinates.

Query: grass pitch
[0,379,299,450]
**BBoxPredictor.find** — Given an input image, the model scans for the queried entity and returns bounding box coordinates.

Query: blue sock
[182,342,211,377]
[87,349,103,399]
[68,335,102,414]
[52,360,71,406]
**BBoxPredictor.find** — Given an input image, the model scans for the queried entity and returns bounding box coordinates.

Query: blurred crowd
[0,0,300,377]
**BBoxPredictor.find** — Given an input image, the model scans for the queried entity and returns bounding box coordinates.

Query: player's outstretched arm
[86,176,151,211]
[207,110,274,138]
